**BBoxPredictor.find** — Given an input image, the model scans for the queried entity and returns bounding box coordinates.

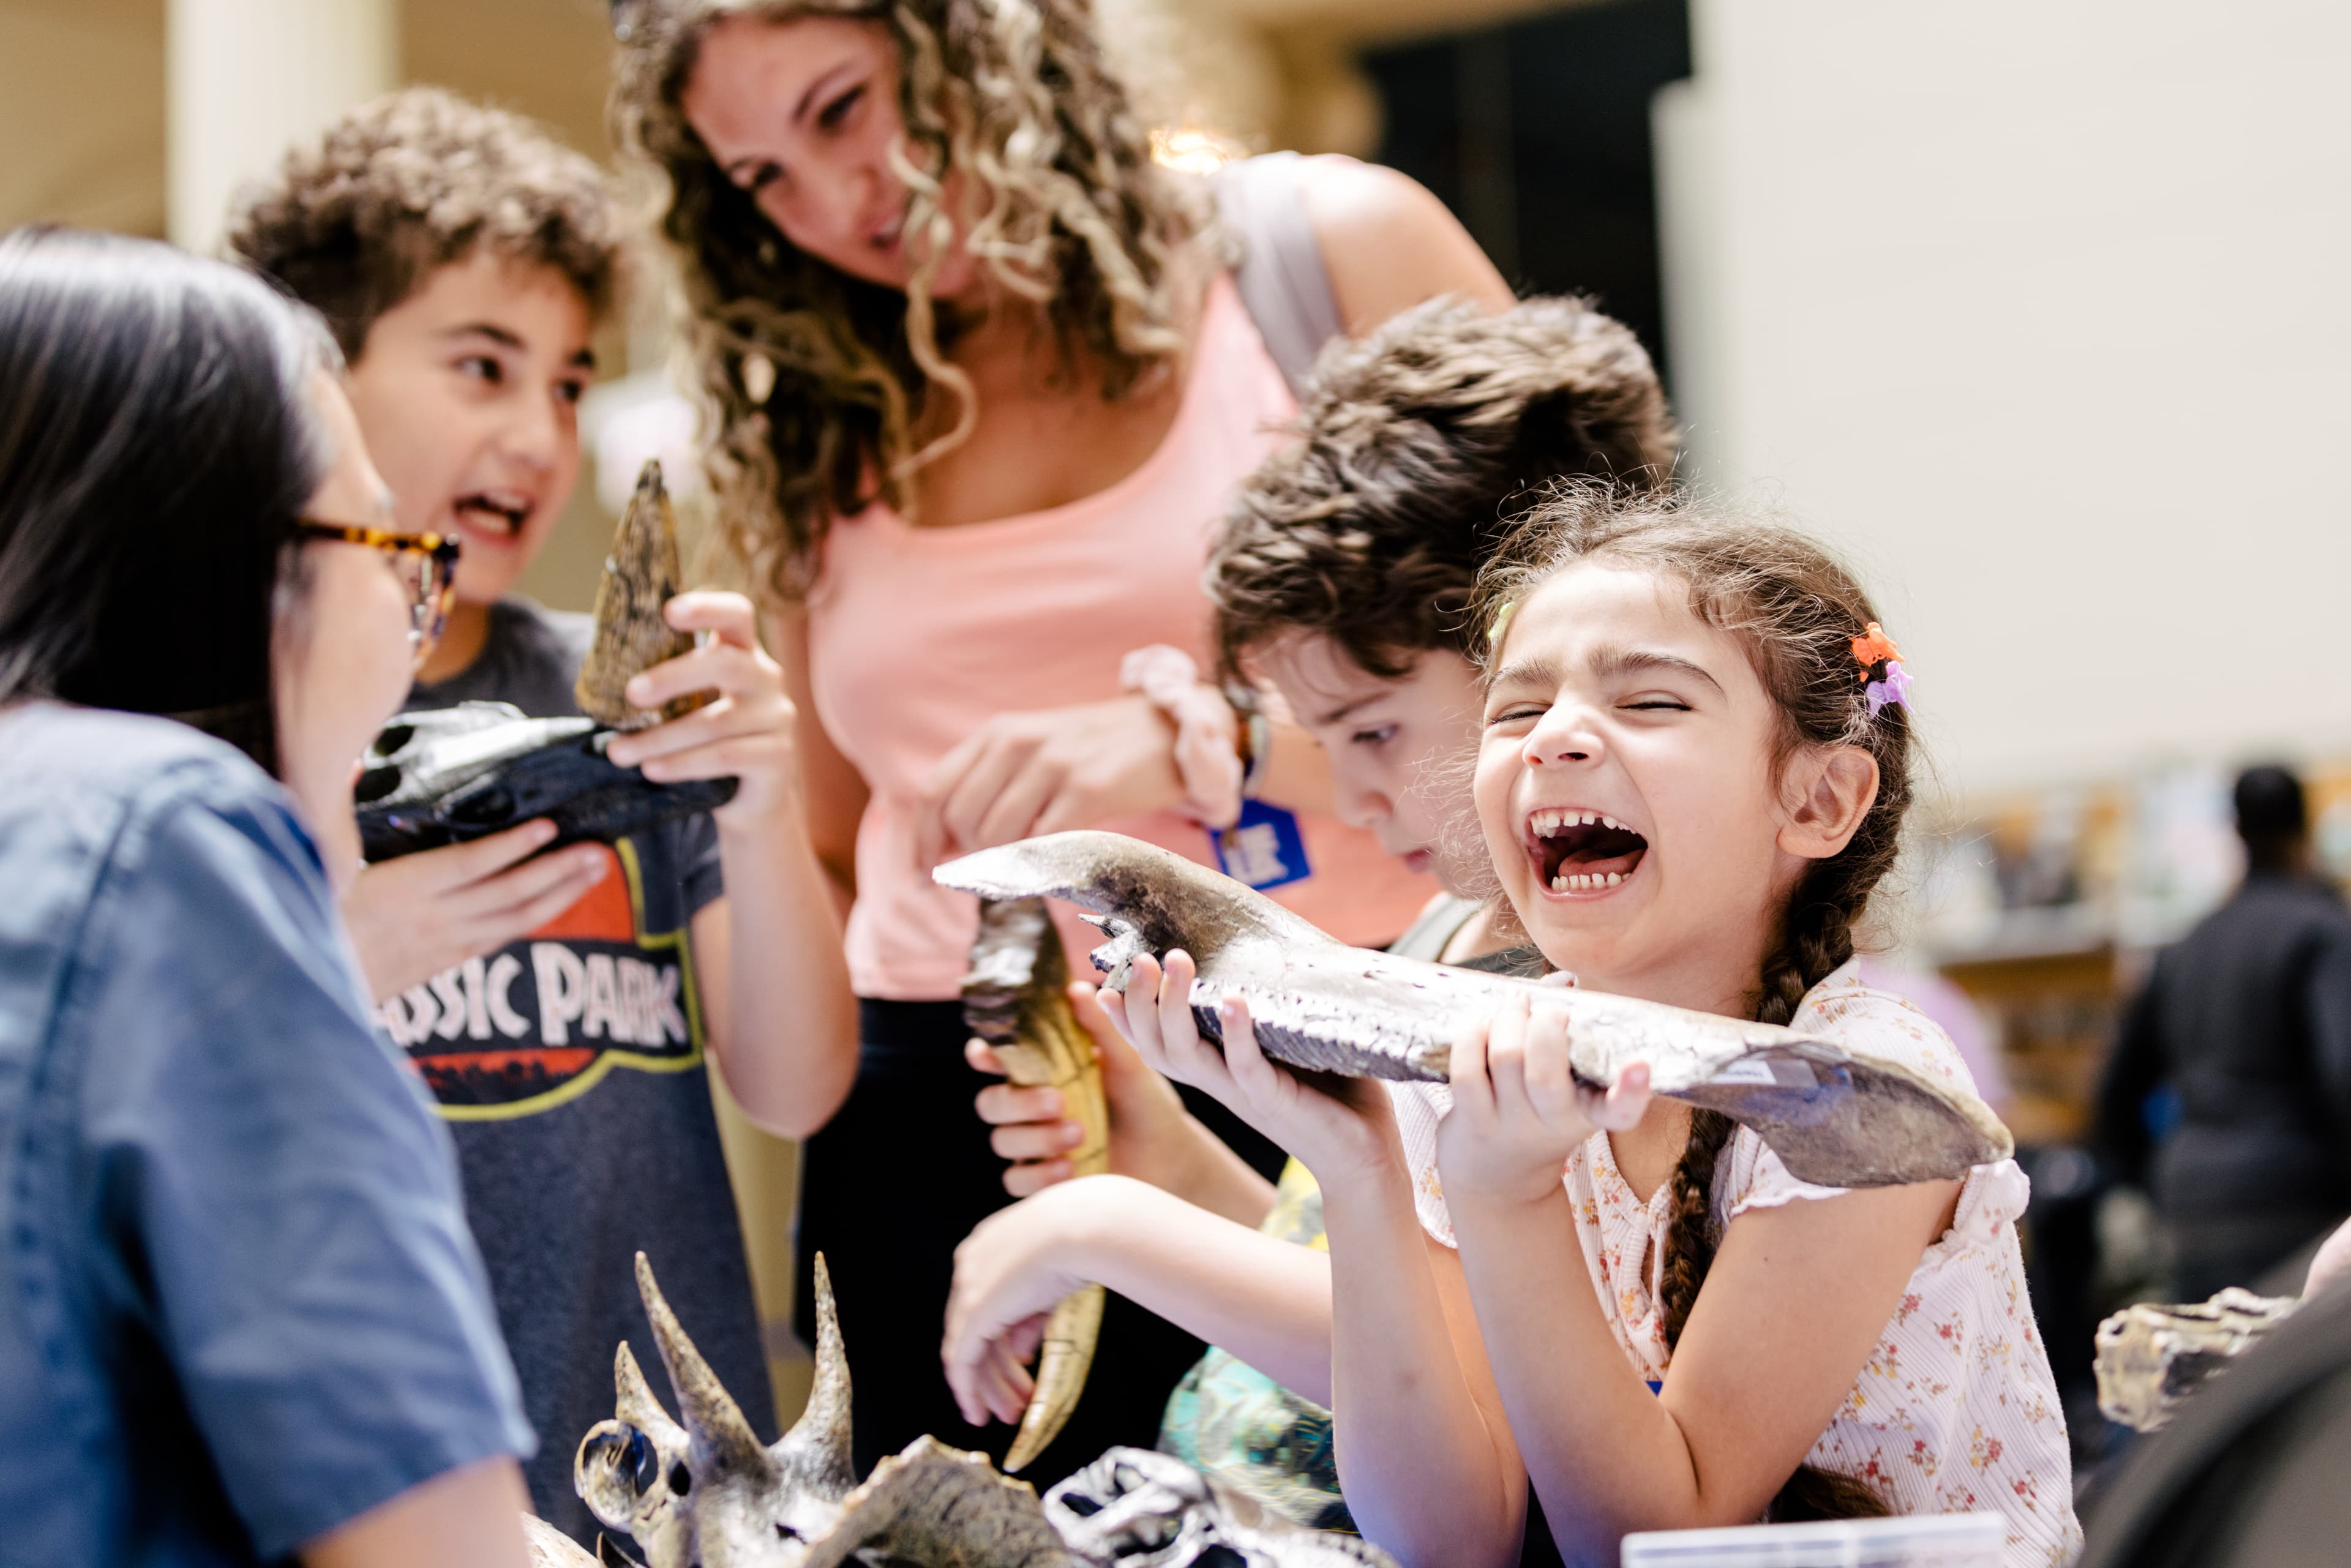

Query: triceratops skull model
[549,1253,1397,1568]
[933,831,2013,1188]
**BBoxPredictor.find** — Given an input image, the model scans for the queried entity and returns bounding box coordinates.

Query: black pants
[794,998,1286,1486]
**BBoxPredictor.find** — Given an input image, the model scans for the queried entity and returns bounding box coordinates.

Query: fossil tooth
[576,459,708,730]
[962,899,1111,1471]
[934,831,2014,1189]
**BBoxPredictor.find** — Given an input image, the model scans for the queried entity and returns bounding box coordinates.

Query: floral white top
[1389,961,2082,1567]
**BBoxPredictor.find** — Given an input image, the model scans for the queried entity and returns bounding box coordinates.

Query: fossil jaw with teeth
[934,830,2013,1188]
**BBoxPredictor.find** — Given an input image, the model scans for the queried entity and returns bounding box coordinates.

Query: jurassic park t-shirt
[388,596,775,1542]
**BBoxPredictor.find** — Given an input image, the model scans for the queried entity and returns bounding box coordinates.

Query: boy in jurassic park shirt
[228,89,858,1542]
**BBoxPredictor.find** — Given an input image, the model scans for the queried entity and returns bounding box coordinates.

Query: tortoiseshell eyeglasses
[295,521,462,669]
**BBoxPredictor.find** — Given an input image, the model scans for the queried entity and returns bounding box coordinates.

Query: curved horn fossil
[635,1250,767,1474]
[773,1252,857,1496]
[962,899,1112,1471]
[936,831,2013,1188]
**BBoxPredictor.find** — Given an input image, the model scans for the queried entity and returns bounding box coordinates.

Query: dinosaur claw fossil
[963,898,1111,1471]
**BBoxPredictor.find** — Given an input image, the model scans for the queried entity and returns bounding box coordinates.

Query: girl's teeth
[1547,869,1629,893]
[1532,809,1636,836]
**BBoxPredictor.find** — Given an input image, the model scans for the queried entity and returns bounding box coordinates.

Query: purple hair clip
[1865,661,1913,717]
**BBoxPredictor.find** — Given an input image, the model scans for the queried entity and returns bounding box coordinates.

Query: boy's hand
[969,980,1197,1196]
[943,1176,1128,1427]
[602,592,797,832]
[1100,951,1400,1184]
[1437,990,1652,1206]
[343,820,609,1003]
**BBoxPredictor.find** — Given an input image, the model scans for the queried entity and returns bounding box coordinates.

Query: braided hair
[1474,482,1915,1520]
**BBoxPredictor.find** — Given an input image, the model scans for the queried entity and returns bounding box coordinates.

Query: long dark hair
[0,227,338,773]
[1477,484,1916,1521]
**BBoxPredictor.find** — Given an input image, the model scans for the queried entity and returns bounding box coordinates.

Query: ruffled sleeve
[1385,1080,1458,1248]
[1721,1127,1850,1218]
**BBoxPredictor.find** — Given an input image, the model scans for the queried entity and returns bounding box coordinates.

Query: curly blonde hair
[225,86,621,359]
[613,0,1210,601]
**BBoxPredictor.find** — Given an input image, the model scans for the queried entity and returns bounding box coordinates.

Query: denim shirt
[0,705,531,1564]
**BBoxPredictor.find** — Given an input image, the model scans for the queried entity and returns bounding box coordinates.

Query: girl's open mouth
[1528,808,1648,894]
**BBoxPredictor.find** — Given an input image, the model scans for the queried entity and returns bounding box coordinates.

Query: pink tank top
[806,275,1436,999]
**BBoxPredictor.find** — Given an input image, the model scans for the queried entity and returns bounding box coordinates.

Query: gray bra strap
[1216,151,1344,399]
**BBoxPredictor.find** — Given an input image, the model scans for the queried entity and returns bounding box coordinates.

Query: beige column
[167,0,397,253]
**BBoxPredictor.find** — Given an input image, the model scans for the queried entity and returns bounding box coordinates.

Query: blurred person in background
[2098,764,2351,1300]
[612,0,1512,1477]
[0,228,533,1566]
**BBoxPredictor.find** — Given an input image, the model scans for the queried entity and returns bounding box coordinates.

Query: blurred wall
[1657,0,2351,798]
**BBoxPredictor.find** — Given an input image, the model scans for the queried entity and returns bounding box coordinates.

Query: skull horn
[773,1251,855,1495]
[634,1251,767,1474]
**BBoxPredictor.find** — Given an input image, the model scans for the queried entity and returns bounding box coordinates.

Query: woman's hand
[1438,990,1653,1205]
[911,694,1185,869]
[603,592,798,833]
[343,820,609,1003]
[942,1176,1130,1427]
[969,981,1197,1196]
[1098,951,1400,1184]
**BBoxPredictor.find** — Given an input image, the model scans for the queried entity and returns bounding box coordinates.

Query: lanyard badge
[1212,798,1311,891]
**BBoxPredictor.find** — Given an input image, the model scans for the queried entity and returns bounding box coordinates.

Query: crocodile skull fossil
[933,830,2012,1188]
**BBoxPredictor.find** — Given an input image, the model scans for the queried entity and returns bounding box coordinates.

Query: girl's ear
[1778,744,1880,861]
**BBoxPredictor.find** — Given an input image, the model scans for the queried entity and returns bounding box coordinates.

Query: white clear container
[1621,1512,2003,1567]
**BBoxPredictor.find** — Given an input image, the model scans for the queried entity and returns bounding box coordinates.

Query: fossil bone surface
[963,898,1111,1471]
[934,831,2013,1188]
[576,459,711,730]
[354,701,735,860]
[562,1251,1395,1567]
[2094,1287,2301,1432]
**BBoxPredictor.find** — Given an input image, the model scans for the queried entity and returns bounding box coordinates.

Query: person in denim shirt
[0,229,534,1566]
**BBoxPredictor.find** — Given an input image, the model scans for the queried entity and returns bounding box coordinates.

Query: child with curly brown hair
[227,88,857,1542]
[942,293,1675,1536]
[1112,489,2081,1567]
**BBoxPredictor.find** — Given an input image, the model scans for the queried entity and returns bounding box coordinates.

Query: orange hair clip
[1851,621,1901,682]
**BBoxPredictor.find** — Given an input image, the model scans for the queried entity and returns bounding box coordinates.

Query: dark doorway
[1364,0,1692,384]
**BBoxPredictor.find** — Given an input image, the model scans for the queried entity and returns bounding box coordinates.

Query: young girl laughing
[1108,487,2079,1567]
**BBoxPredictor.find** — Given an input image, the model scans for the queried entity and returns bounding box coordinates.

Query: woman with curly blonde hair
[612,0,1510,1478]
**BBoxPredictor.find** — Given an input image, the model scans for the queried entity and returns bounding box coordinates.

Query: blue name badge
[1213,798,1311,891]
